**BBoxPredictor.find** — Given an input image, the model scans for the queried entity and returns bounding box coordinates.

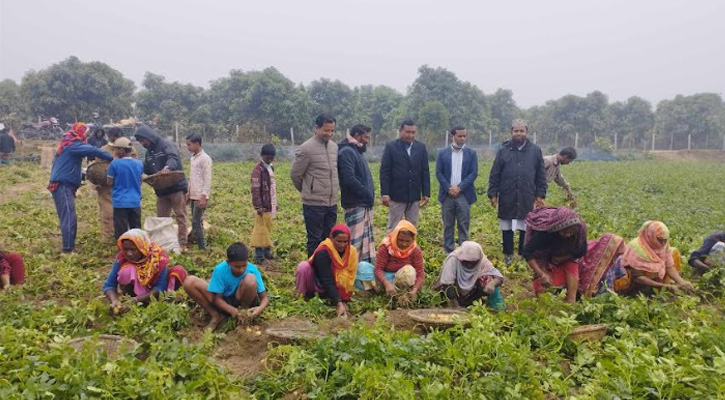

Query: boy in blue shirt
[183,242,269,330]
[106,137,144,239]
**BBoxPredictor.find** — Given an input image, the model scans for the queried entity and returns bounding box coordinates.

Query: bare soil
[653,150,725,163]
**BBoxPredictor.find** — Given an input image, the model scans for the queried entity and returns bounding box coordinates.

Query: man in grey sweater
[291,114,339,257]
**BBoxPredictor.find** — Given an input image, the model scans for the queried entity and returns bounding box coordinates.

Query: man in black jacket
[338,124,375,263]
[135,125,189,249]
[0,124,16,165]
[487,119,547,266]
[380,119,430,232]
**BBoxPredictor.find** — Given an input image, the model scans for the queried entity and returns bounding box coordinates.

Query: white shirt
[450,145,464,187]
[189,150,213,200]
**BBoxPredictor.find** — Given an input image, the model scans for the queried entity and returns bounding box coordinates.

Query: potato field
[1,159,725,399]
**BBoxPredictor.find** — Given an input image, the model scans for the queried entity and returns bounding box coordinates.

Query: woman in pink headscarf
[522,206,587,303]
[614,221,694,295]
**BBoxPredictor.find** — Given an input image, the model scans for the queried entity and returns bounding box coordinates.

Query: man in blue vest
[436,126,478,253]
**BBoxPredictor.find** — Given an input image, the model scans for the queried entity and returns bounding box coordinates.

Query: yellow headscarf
[116,229,169,287]
[381,219,418,259]
[309,224,358,301]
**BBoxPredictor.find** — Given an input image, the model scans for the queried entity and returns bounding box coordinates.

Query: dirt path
[653,150,725,163]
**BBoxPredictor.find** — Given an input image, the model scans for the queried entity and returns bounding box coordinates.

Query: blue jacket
[49,141,113,188]
[435,146,478,204]
[338,139,374,209]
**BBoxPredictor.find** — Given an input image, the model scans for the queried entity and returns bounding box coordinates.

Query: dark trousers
[502,230,526,256]
[303,204,337,257]
[441,196,471,253]
[190,200,206,249]
[52,184,77,251]
[114,207,142,240]
[254,247,273,263]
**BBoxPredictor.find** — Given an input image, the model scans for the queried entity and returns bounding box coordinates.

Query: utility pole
[614,132,618,151]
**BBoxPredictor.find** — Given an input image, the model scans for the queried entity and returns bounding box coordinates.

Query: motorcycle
[20,117,64,140]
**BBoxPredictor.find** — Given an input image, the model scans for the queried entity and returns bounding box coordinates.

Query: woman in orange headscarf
[614,221,694,295]
[102,229,187,314]
[371,220,425,305]
[295,224,359,317]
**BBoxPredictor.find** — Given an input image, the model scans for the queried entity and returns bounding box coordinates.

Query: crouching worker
[434,241,504,310]
[688,231,725,276]
[295,224,360,318]
[523,207,587,304]
[366,220,424,307]
[0,249,25,289]
[103,229,187,314]
[615,221,695,295]
[184,242,269,330]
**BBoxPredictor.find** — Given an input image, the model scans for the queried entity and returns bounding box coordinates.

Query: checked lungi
[344,207,376,264]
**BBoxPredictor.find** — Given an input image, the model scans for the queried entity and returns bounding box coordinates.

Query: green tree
[407,65,491,133]
[0,79,23,130]
[207,67,311,141]
[352,85,404,140]
[20,56,135,124]
[308,78,355,130]
[487,88,521,136]
[418,101,450,147]
[605,96,654,149]
[135,72,205,134]
[527,92,609,147]
[655,93,723,150]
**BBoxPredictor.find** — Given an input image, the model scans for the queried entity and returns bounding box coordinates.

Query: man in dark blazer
[487,119,547,266]
[380,119,430,232]
[436,126,478,253]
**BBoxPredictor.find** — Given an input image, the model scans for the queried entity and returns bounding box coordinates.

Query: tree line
[1,56,723,150]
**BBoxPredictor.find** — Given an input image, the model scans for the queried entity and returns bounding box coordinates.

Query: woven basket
[407,309,472,328]
[266,318,325,345]
[67,334,138,358]
[143,171,184,190]
[86,160,110,186]
[266,327,325,345]
[567,324,608,342]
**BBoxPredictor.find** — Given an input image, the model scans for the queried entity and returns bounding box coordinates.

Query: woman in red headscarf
[295,224,359,317]
[48,122,113,252]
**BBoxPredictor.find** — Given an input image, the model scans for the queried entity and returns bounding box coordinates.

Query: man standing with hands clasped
[436,126,478,253]
[487,119,547,266]
[291,114,339,257]
[380,119,430,233]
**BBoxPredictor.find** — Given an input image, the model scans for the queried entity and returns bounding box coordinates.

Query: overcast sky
[1,0,723,107]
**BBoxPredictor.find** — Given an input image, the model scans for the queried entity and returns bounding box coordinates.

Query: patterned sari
[578,233,626,296]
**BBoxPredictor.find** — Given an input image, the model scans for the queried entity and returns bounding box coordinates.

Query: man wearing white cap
[487,119,547,266]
